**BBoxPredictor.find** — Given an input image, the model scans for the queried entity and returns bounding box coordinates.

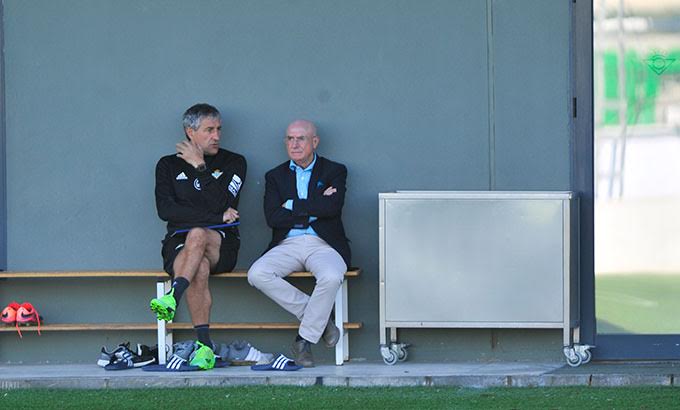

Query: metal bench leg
[334,278,349,365]
[156,280,173,365]
[342,278,349,362]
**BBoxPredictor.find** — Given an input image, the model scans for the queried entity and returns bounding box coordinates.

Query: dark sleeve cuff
[292,199,309,216]
[291,215,310,229]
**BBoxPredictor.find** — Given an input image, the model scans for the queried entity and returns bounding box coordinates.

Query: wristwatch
[195,163,207,172]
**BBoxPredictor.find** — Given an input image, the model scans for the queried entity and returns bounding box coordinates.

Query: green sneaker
[190,341,216,370]
[150,289,177,321]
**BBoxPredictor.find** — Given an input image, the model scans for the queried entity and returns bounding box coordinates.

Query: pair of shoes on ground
[291,319,341,368]
[251,353,302,371]
[98,342,157,370]
[1,301,43,338]
[149,289,177,322]
[220,340,274,366]
[166,340,216,370]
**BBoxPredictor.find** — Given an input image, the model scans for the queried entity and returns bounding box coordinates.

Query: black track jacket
[155,148,247,248]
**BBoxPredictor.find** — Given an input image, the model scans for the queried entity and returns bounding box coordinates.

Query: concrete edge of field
[2,362,680,389]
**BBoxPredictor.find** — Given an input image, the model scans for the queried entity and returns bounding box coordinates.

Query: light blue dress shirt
[285,154,318,238]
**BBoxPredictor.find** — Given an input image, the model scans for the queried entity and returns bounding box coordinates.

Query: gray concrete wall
[0,0,6,270]
[0,2,7,270]
[1,0,574,363]
[492,0,572,190]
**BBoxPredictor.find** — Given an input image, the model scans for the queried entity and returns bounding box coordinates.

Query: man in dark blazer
[248,119,351,367]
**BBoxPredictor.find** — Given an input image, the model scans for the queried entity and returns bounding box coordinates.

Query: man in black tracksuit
[151,103,246,360]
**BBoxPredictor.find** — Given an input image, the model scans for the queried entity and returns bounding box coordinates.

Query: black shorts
[161,229,239,277]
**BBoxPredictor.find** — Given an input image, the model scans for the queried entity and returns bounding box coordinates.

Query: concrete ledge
[429,376,507,388]
[590,374,673,387]
[347,376,428,387]
[1,362,679,389]
[533,374,593,387]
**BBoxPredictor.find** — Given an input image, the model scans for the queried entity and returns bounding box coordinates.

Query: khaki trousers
[247,235,346,343]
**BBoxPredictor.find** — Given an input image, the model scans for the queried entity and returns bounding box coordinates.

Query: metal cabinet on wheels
[378,191,592,367]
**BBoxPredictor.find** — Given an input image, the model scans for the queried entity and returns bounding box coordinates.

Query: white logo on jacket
[228,174,242,197]
[176,172,188,180]
[193,178,201,191]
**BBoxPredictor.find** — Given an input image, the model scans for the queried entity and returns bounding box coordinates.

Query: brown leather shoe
[322,319,340,348]
[291,338,314,367]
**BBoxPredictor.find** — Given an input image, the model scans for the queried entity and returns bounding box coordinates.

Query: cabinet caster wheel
[392,344,409,362]
[579,349,592,364]
[566,354,582,367]
[563,347,582,367]
[396,347,408,362]
[383,349,398,365]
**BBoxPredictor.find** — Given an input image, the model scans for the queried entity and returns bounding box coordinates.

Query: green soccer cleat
[190,341,216,370]
[150,289,177,322]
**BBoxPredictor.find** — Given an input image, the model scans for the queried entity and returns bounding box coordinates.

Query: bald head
[285,119,319,168]
[286,119,317,137]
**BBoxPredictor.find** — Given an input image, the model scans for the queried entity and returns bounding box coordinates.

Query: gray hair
[182,103,221,134]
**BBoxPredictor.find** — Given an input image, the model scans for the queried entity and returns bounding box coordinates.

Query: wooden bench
[0,269,361,365]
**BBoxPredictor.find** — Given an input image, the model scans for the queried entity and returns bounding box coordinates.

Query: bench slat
[212,269,361,278]
[169,322,363,330]
[0,269,361,279]
[0,323,158,331]
[0,271,165,279]
[0,322,363,332]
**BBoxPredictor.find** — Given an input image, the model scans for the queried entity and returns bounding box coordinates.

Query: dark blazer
[263,156,351,268]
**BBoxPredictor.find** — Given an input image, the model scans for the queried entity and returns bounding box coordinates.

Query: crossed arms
[264,163,347,230]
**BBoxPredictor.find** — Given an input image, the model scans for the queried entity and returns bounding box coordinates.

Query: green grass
[2,386,680,409]
[595,273,680,334]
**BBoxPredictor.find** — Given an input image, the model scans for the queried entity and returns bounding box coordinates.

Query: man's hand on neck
[176,140,206,169]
